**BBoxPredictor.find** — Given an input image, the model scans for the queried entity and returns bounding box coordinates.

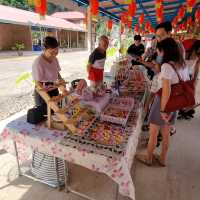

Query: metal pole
[40,27,43,47]
[13,141,22,176]
[64,161,70,193]
[55,29,58,41]
[54,157,61,191]
[29,26,33,51]
[67,31,69,48]
[115,183,119,200]
[70,31,72,48]
[87,6,92,53]
[60,30,62,47]
[119,22,122,57]
[77,31,79,48]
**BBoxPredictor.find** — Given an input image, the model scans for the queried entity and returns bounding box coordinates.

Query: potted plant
[12,43,25,56]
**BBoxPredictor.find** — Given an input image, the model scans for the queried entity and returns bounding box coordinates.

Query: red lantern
[107,20,113,30]
[127,20,132,28]
[195,9,200,23]
[134,24,139,32]
[172,16,178,28]
[90,0,99,17]
[186,0,196,12]
[155,0,164,23]
[35,0,47,17]
[121,24,125,34]
[178,6,185,21]
[182,21,187,30]
[128,1,136,17]
[150,27,155,33]
[121,12,129,26]
[139,14,144,24]
[34,0,41,7]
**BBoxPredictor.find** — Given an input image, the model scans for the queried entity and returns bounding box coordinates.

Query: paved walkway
[0,49,86,59]
[0,50,199,199]
[0,106,199,200]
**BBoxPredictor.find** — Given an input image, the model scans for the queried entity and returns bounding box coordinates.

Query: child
[87,35,109,92]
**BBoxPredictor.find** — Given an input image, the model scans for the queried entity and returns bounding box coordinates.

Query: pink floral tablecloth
[0,107,143,200]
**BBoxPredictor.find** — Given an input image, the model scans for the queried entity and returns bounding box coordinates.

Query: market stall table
[0,97,144,200]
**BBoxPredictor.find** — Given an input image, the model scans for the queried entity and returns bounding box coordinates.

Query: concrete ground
[0,108,200,200]
[0,51,200,200]
[0,50,89,120]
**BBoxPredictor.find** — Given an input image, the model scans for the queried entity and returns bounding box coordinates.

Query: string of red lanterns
[186,0,196,13]
[195,8,200,23]
[128,1,136,17]
[155,0,164,23]
[107,19,113,31]
[139,13,144,25]
[28,0,47,18]
[120,24,125,34]
[177,6,186,22]
[90,0,99,18]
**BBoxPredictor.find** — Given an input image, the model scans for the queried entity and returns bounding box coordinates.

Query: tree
[0,0,67,15]
[0,0,30,10]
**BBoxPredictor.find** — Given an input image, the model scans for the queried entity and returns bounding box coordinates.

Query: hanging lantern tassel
[107,20,113,31]
[178,6,185,22]
[155,0,164,23]
[90,0,99,18]
[84,12,88,28]
[139,13,144,24]
[128,1,136,17]
[121,12,128,26]
[172,16,178,28]
[195,9,200,23]
[145,21,151,32]
[134,24,139,33]
[34,0,42,7]
[127,20,132,29]
[120,24,125,34]
[187,0,196,13]
[28,0,35,6]
[35,0,47,18]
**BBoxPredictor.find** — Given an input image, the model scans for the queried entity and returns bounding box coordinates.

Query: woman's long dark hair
[189,40,200,59]
[157,38,185,68]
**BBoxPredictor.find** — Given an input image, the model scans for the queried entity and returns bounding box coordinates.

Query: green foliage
[15,72,31,85]
[12,43,25,51]
[96,18,107,37]
[0,0,67,15]
[0,0,30,10]
[107,47,117,57]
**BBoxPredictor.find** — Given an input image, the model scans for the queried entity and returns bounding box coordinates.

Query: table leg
[115,183,119,200]
[64,160,70,193]
[54,157,61,190]
[13,141,22,176]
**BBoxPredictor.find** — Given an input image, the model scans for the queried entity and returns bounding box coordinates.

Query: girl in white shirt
[136,38,189,166]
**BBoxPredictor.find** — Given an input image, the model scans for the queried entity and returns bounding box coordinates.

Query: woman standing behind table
[136,38,189,166]
[32,36,64,116]
[178,40,200,119]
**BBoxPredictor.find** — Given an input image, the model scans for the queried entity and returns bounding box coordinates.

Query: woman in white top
[32,36,64,116]
[137,38,189,166]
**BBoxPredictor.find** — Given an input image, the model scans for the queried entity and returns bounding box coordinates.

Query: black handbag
[27,106,46,124]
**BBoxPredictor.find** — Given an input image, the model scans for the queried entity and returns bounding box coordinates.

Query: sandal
[170,128,176,136]
[142,125,149,132]
[153,154,166,167]
[135,154,152,166]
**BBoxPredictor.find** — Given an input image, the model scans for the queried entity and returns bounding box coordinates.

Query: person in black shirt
[127,35,145,65]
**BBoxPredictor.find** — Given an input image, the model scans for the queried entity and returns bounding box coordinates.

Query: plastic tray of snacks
[81,93,110,114]
[64,104,97,136]
[101,105,132,127]
[88,120,126,146]
[72,109,97,136]
[109,97,134,110]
